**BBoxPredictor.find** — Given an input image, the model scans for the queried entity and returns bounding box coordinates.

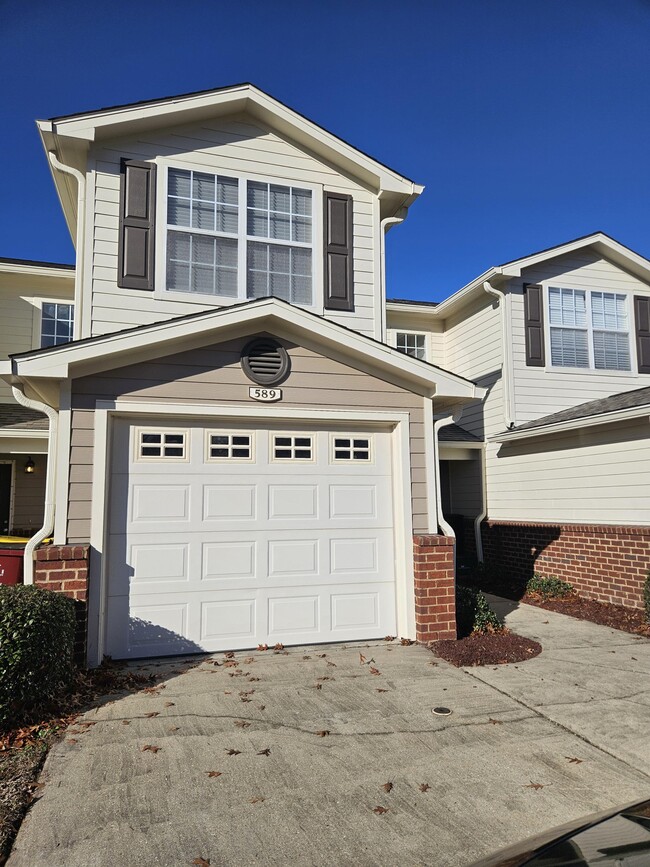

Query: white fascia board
[0,428,49,440]
[491,405,650,443]
[0,362,12,377]
[385,301,440,316]
[0,262,74,280]
[9,299,482,400]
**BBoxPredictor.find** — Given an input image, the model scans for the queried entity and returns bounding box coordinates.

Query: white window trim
[329,432,374,464]
[387,328,430,362]
[154,159,324,313]
[269,432,315,463]
[542,284,637,376]
[204,430,255,463]
[135,427,189,462]
[30,298,75,350]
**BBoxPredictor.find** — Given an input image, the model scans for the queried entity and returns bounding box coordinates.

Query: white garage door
[105,419,397,658]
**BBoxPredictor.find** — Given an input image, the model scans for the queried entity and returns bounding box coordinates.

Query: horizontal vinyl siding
[67,339,426,542]
[510,253,650,424]
[87,116,377,338]
[487,419,650,524]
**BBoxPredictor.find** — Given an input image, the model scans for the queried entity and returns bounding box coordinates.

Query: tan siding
[87,115,378,339]
[68,339,427,542]
[510,253,650,425]
[487,419,650,524]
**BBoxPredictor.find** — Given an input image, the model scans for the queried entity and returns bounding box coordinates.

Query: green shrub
[526,574,574,600]
[0,585,77,730]
[456,584,503,636]
[643,572,650,624]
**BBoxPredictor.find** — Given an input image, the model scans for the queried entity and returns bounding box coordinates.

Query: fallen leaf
[144,712,160,718]
[168,726,180,733]
[240,689,255,696]
[249,796,265,804]
[419,783,430,792]
[488,718,502,725]
[67,738,78,745]
[258,705,266,711]
[243,657,255,664]
[312,683,322,690]
[142,745,161,753]
[369,666,381,676]
[273,643,284,651]
[373,806,389,814]
[234,720,251,728]
[381,782,393,793]
[77,721,97,728]
[257,748,271,756]
[224,651,235,659]
[428,662,438,667]
[240,697,252,703]
[302,655,311,660]
[248,677,261,682]
[317,654,327,658]
[164,702,175,708]
[225,748,241,756]
[384,636,396,641]
[400,638,414,646]
[326,660,337,667]
[257,644,269,651]
[192,858,210,867]
[565,756,583,764]
[315,730,330,737]
[317,676,334,682]
[224,660,239,668]
[542,620,549,624]
[376,688,388,693]
[206,771,222,778]
[359,653,366,664]
[122,720,131,725]
[524,782,545,790]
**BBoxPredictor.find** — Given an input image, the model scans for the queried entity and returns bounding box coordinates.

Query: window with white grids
[395,332,427,360]
[272,434,313,460]
[138,431,187,460]
[548,287,631,371]
[166,168,313,305]
[331,436,371,462]
[207,432,253,461]
[41,303,74,347]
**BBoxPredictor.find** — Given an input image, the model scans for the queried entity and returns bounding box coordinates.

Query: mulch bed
[432,630,542,667]
[523,593,650,637]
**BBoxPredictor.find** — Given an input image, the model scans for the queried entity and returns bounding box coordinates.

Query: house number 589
[249,387,282,402]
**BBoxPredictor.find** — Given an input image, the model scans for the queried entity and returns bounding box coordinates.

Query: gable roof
[37,83,424,237]
[491,385,650,442]
[390,233,650,319]
[2,297,484,403]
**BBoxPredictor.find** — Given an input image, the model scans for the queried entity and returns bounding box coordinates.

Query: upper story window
[41,303,74,348]
[165,168,313,305]
[548,287,631,371]
[395,331,427,360]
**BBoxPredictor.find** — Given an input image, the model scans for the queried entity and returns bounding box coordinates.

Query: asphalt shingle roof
[508,385,650,433]
[0,404,49,431]
[438,423,482,443]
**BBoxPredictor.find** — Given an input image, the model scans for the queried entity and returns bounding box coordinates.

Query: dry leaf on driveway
[369,666,381,676]
[225,748,241,756]
[381,782,393,793]
[142,745,161,753]
[373,806,389,814]
[524,781,545,790]
[257,748,271,756]
[206,771,222,778]
[249,796,265,804]
[144,712,159,718]
[488,718,502,725]
[419,783,430,792]
[234,720,251,728]
[192,858,210,866]
[565,756,583,764]
[315,730,330,737]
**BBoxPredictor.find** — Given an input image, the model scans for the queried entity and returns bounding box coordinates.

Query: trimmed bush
[456,585,503,636]
[0,585,77,730]
[644,572,650,624]
[526,574,574,601]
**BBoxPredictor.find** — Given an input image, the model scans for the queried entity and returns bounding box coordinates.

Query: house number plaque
[249,387,282,402]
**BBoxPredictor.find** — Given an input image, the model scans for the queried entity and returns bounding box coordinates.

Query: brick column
[34,545,90,663]
[413,534,456,642]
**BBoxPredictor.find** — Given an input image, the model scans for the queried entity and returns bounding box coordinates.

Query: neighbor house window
[395,332,427,360]
[166,169,313,305]
[41,303,74,347]
[548,287,630,371]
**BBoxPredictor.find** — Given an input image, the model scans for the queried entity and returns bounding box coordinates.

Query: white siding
[488,419,650,525]
[510,252,650,425]
[0,271,74,402]
[86,115,378,339]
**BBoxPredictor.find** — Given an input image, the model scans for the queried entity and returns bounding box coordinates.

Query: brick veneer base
[34,545,90,663]
[482,521,649,609]
[413,535,456,642]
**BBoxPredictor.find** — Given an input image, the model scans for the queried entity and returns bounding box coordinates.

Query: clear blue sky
[2,0,650,302]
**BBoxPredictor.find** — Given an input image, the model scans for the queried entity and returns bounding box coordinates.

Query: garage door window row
[136,429,374,464]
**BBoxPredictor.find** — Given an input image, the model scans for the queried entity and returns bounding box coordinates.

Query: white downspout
[474,443,488,562]
[433,410,463,538]
[48,152,85,341]
[483,280,514,429]
[12,385,58,584]
[379,213,405,342]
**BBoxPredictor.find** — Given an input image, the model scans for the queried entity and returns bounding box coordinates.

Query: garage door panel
[203,484,257,521]
[203,540,257,580]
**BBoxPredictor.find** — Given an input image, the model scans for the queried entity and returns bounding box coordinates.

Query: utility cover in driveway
[105,420,397,657]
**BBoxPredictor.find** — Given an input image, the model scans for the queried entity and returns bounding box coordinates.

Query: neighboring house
[386,232,650,609]
[0,258,74,535]
[0,84,483,664]
[1,84,647,664]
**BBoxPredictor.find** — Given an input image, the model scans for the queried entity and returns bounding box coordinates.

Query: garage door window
[331,436,372,462]
[207,432,254,461]
[137,430,187,460]
[272,434,313,461]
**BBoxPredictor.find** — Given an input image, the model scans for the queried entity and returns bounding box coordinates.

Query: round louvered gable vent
[241,338,290,386]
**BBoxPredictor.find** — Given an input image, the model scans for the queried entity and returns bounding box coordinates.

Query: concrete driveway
[9,601,650,867]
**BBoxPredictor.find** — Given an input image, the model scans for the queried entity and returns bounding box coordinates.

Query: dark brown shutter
[634,295,650,373]
[523,283,545,367]
[117,159,156,291]
[324,192,354,311]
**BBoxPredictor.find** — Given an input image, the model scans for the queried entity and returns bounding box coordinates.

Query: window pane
[247,242,312,304]
[168,169,191,198]
[192,172,215,202]
[217,177,238,206]
[248,209,268,238]
[549,287,586,327]
[593,331,630,370]
[550,327,589,367]
[270,184,290,213]
[269,212,291,240]
[395,332,426,360]
[292,188,312,216]
[167,232,237,297]
[215,204,238,234]
[40,303,74,348]
[247,181,268,209]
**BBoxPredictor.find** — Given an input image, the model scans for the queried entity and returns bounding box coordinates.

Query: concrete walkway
[8,602,650,867]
